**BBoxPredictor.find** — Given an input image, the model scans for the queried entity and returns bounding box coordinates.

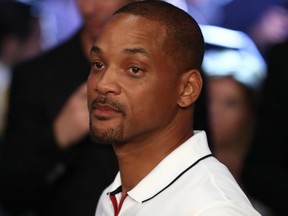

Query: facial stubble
[89,116,125,144]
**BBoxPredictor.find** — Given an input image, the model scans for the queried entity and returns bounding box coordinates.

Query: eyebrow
[123,47,150,58]
[90,45,150,58]
[90,45,101,55]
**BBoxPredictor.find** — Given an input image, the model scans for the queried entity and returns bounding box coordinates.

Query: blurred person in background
[201,25,276,216]
[201,25,267,184]
[0,1,148,216]
[220,0,288,58]
[241,38,288,216]
[0,0,41,147]
[0,1,42,215]
[247,4,288,59]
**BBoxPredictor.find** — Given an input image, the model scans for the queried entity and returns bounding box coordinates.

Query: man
[87,1,261,215]
[0,1,141,216]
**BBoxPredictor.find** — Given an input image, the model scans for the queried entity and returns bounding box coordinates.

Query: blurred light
[200,25,267,90]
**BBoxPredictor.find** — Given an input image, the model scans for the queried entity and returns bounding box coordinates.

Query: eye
[130,66,141,74]
[91,61,104,70]
[127,65,145,77]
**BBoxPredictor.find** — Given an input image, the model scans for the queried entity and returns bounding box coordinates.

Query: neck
[114,127,194,194]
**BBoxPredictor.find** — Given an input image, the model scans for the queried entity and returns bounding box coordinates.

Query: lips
[95,103,119,111]
[92,103,120,118]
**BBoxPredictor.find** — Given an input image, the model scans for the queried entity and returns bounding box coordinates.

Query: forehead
[94,13,166,54]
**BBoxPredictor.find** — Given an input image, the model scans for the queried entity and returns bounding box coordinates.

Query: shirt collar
[108,131,212,203]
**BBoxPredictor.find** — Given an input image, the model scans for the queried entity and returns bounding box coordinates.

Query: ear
[178,69,203,108]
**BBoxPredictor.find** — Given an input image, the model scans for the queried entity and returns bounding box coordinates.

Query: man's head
[76,0,140,40]
[87,1,204,145]
[115,0,205,71]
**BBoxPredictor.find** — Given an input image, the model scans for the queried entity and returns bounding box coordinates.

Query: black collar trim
[142,153,213,203]
[107,154,213,202]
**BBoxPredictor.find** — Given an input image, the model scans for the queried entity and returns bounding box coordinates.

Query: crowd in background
[0,0,288,215]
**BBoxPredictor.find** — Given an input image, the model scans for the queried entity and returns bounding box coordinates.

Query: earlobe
[178,69,202,108]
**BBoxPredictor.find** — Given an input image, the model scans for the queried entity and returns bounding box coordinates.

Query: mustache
[90,95,126,115]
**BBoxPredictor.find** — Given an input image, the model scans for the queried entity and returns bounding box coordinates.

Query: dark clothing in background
[0,29,118,216]
[241,40,288,216]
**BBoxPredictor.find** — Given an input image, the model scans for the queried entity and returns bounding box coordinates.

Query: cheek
[129,89,157,116]
[87,74,96,102]
[129,84,178,127]
[124,86,164,125]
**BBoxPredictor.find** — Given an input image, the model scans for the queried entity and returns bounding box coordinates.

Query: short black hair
[114,1,205,71]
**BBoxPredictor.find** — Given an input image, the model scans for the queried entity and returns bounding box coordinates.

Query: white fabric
[95,131,261,216]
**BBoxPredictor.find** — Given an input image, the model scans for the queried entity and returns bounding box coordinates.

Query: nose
[88,67,120,96]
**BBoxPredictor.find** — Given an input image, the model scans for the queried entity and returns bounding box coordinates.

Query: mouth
[92,103,121,119]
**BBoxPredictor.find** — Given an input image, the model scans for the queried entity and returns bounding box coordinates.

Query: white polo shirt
[95,131,261,216]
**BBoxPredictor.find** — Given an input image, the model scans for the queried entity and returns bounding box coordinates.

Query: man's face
[76,0,137,39]
[87,14,181,145]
